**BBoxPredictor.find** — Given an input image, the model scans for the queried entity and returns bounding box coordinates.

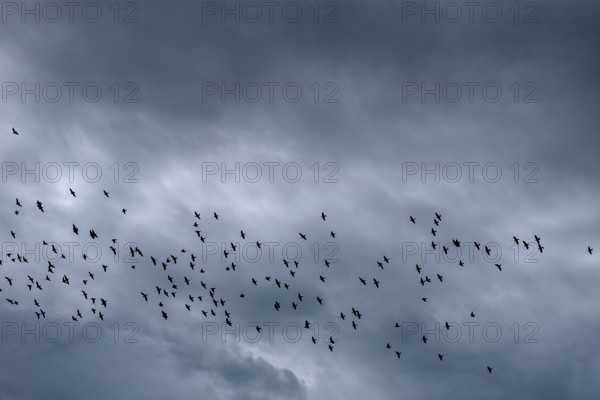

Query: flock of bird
[2,127,596,377]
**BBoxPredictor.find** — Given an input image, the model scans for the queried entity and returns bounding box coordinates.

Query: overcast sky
[1,0,599,399]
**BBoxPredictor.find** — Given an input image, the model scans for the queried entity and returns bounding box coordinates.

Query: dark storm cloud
[1,0,599,399]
